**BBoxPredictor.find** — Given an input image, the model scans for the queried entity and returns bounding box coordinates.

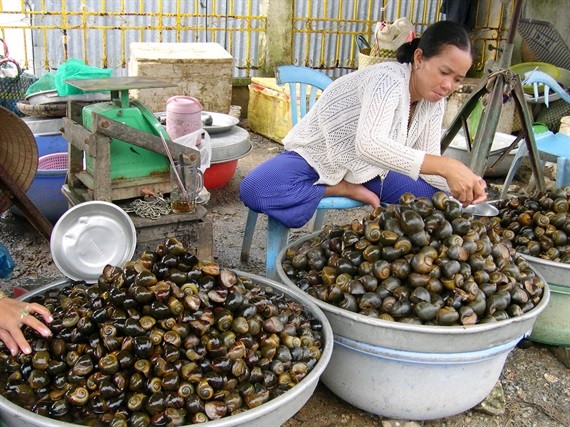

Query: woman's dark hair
[396,20,472,64]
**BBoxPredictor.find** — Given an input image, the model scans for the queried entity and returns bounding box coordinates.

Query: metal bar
[511,76,546,192]
[469,74,506,176]
[90,113,200,162]
[499,0,524,69]
[440,76,490,152]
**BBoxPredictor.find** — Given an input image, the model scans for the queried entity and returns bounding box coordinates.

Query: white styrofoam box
[128,42,234,114]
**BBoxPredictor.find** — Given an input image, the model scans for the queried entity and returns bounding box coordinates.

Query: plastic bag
[173,128,212,174]
[370,17,415,54]
[54,59,112,96]
[0,243,15,279]
[25,72,56,96]
[173,129,212,204]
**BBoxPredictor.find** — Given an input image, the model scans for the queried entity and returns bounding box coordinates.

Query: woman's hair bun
[396,37,420,63]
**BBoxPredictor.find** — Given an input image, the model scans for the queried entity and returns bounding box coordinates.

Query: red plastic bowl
[204,160,238,190]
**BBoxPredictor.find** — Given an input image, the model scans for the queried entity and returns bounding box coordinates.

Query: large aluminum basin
[1,272,333,427]
[519,254,570,346]
[277,232,550,420]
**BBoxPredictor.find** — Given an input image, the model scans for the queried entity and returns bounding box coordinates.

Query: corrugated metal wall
[292,0,442,77]
[0,0,510,78]
[22,0,265,77]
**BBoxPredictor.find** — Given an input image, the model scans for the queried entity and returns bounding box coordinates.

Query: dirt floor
[0,129,569,426]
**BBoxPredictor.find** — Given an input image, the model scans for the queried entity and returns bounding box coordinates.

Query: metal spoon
[449,197,499,217]
[462,202,499,217]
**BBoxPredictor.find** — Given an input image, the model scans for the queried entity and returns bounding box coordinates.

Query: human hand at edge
[0,296,52,356]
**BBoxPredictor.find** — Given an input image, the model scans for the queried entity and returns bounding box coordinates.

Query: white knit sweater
[283,62,450,192]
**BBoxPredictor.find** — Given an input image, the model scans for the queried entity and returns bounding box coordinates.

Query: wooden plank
[92,131,112,201]
[132,206,213,261]
[91,113,200,167]
[62,117,94,153]
[0,162,53,241]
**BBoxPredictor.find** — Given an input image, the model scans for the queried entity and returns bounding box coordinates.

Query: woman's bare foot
[325,180,380,207]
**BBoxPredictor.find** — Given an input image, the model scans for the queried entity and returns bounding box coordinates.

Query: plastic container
[0,243,15,279]
[277,232,551,421]
[204,160,239,189]
[519,254,570,346]
[10,152,69,223]
[21,117,66,156]
[166,95,203,140]
[1,273,334,427]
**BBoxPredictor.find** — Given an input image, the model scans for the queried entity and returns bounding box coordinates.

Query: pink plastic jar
[165,96,203,140]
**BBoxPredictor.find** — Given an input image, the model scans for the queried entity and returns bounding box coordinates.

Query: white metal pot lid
[201,112,239,134]
[153,111,239,134]
[210,126,252,163]
[50,201,136,283]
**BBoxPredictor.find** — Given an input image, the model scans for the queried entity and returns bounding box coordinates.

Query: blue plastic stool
[241,196,366,280]
[501,131,570,198]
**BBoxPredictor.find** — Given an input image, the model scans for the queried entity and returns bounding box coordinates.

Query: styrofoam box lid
[447,130,519,155]
[129,42,233,61]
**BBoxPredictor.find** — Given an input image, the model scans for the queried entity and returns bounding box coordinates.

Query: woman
[240,20,487,229]
[0,290,52,356]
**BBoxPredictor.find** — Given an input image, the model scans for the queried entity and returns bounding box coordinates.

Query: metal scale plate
[62,76,200,202]
[65,76,177,94]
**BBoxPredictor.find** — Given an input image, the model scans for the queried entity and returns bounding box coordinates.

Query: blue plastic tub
[11,152,68,223]
[10,118,69,222]
[35,132,67,157]
[22,117,67,156]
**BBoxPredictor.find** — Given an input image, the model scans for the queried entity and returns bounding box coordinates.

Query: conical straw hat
[0,106,38,213]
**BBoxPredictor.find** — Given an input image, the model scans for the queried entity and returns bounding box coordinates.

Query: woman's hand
[444,161,488,206]
[422,155,487,206]
[0,296,52,356]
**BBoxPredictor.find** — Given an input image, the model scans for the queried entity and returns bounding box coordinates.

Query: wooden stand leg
[0,163,53,241]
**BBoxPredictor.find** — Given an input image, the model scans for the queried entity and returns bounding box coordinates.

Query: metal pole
[469,74,505,176]
[499,0,525,69]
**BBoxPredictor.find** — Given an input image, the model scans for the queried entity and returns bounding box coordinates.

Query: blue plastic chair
[501,70,570,198]
[501,131,570,198]
[241,65,366,279]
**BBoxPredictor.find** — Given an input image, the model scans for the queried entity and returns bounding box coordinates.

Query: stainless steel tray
[50,201,136,283]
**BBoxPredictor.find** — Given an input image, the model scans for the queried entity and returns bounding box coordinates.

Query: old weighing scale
[60,77,213,259]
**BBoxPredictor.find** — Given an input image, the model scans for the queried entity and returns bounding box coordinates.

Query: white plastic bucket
[322,335,520,420]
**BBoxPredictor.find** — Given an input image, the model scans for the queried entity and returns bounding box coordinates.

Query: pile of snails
[0,238,325,426]
[493,186,570,262]
[281,192,546,326]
